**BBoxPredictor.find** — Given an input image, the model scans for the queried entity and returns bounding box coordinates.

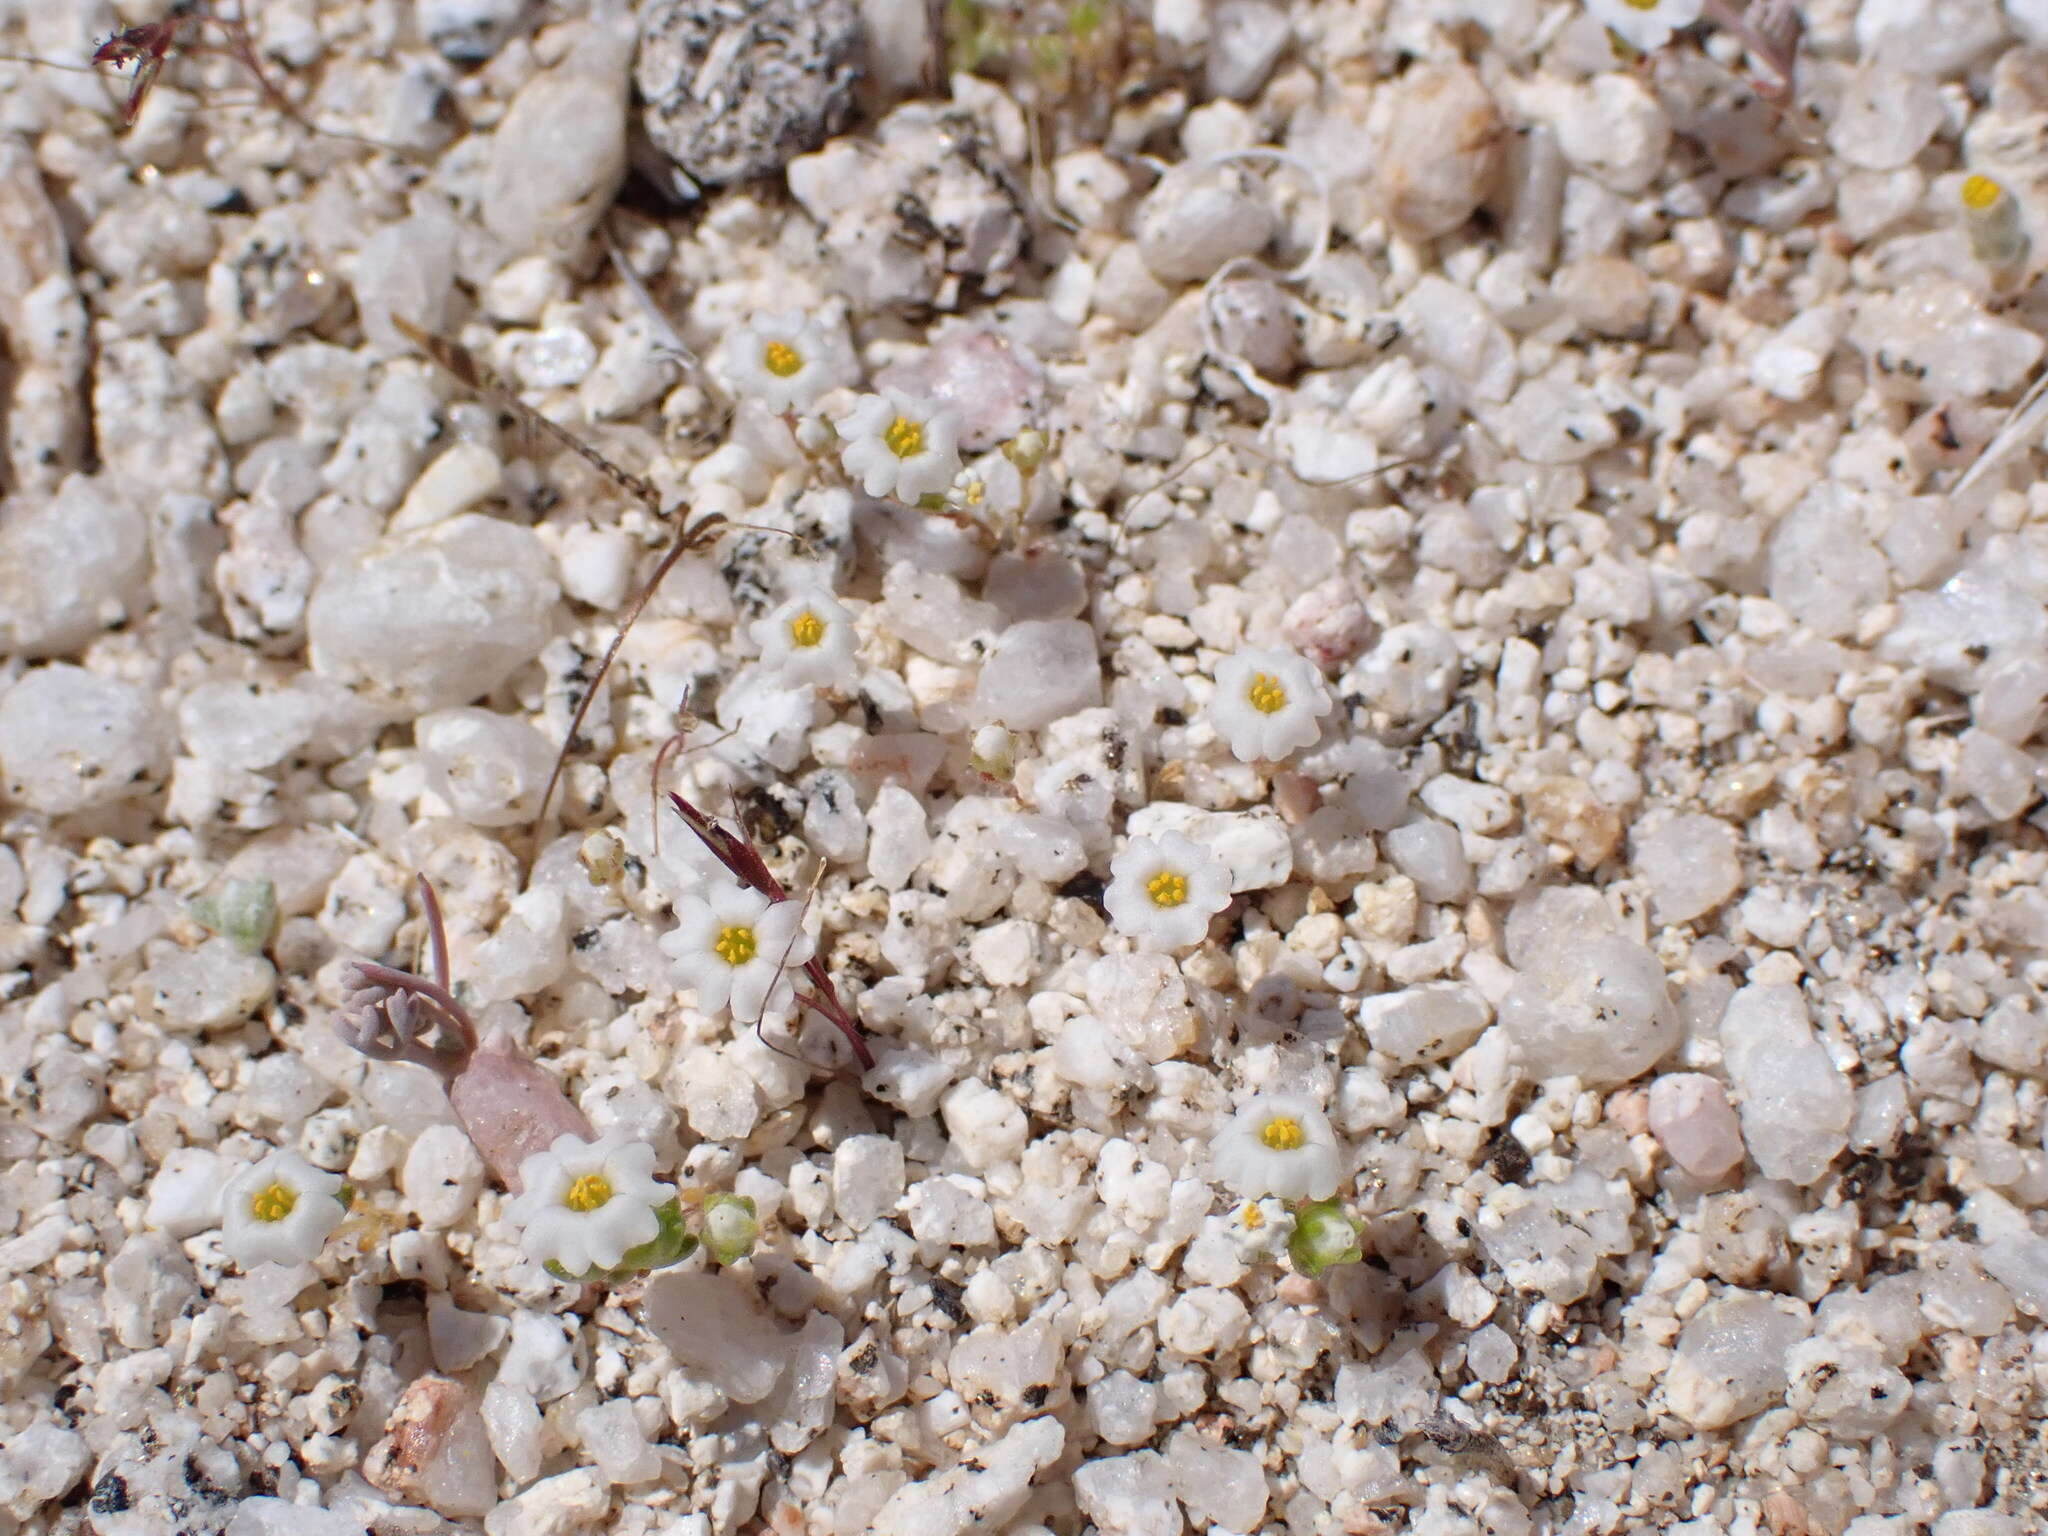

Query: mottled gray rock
[636,0,860,188]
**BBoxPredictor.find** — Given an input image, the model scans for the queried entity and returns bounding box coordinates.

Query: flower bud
[1003,428,1049,473]
[1288,1198,1363,1277]
[702,1193,760,1265]
[1962,173,2028,274]
[969,724,1015,781]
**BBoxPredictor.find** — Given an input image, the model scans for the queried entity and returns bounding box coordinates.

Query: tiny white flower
[718,310,848,414]
[1209,647,1334,763]
[1228,1197,1297,1261]
[837,390,962,503]
[507,1131,675,1277]
[1583,0,1703,54]
[750,589,858,687]
[1103,831,1232,951]
[221,1149,347,1268]
[661,880,815,1023]
[1211,1092,1343,1203]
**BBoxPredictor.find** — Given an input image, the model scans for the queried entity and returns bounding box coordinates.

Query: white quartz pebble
[1647,1073,1746,1181]
[574,1400,659,1484]
[1665,1291,1811,1430]
[0,476,148,658]
[641,1271,790,1404]
[0,664,168,815]
[417,707,558,827]
[1631,813,1743,926]
[1359,984,1490,1067]
[1135,177,1276,284]
[480,20,633,257]
[482,1379,544,1485]
[402,1124,488,1229]
[869,1415,1064,1536]
[1087,1370,1159,1447]
[975,620,1103,730]
[145,1147,226,1238]
[1720,984,1853,1185]
[832,1134,906,1228]
[307,514,558,713]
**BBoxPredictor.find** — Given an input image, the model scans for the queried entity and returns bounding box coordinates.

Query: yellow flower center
[763,340,803,378]
[1246,673,1288,714]
[249,1182,297,1223]
[788,609,826,649]
[1962,173,2004,212]
[715,923,758,966]
[1621,0,1659,9]
[1240,1202,1265,1230]
[564,1173,613,1213]
[1146,870,1189,908]
[883,415,925,459]
[1259,1116,1306,1151]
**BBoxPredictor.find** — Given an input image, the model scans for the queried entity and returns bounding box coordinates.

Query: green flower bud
[191,879,278,955]
[702,1193,760,1266]
[1003,428,1049,473]
[1287,1198,1362,1278]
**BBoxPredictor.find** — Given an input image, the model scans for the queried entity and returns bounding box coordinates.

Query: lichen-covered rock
[636,0,860,188]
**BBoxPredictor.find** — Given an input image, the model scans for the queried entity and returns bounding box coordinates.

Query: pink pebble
[1647,1072,1746,1181]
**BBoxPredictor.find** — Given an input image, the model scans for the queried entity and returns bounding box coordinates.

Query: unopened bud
[702,1193,760,1265]
[1287,1198,1363,1278]
[579,829,625,887]
[970,724,1015,781]
[1962,173,2028,274]
[1003,428,1049,473]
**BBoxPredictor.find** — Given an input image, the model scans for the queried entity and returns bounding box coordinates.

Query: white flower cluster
[716,311,965,507]
[1209,647,1333,763]
[1104,832,1231,951]
[716,311,852,415]
[836,389,962,504]
[750,588,858,687]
